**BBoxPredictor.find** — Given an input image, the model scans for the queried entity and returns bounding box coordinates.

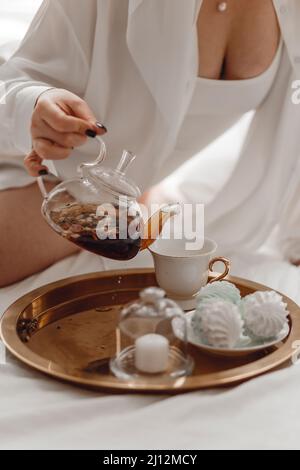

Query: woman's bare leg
[0,182,79,287]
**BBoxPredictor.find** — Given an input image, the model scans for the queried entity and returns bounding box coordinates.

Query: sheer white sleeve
[0,0,97,155]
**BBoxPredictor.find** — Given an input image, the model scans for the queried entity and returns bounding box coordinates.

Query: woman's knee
[0,184,78,286]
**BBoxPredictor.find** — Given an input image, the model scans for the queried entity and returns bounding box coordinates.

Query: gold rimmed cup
[148,238,230,310]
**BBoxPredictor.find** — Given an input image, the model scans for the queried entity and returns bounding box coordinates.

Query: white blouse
[0,0,299,261]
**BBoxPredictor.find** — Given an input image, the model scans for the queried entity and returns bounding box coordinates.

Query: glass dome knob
[139,287,166,303]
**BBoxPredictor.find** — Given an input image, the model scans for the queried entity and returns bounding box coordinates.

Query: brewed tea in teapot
[38,138,179,261]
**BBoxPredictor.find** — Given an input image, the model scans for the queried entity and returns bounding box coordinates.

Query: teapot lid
[87,150,141,199]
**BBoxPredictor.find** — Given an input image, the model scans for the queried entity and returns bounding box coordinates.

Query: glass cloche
[110,287,194,382]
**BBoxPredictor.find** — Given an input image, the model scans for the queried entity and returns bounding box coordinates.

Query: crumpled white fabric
[1,358,300,450]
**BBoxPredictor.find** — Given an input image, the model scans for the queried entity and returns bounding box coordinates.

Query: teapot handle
[37,136,107,198]
[37,176,49,199]
[78,135,107,177]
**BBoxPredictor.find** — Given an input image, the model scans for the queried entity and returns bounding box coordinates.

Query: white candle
[135,334,169,374]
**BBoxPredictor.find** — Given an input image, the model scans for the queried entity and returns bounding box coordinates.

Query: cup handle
[208,257,231,283]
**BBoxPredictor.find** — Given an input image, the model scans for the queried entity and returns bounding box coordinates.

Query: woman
[0,0,299,287]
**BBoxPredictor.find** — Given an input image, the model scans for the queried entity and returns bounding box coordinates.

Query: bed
[0,1,300,450]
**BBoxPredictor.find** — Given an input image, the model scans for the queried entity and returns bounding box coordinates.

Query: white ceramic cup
[148,238,230,310]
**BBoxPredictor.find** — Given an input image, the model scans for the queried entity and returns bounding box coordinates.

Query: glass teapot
[38,137,180,261]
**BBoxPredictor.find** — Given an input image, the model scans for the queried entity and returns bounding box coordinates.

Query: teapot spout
[141,203,181,250]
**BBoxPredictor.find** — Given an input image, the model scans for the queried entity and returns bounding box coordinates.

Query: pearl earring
[217,2,228,12]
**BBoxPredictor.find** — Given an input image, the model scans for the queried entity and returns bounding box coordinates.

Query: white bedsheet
[0,246,300,450]
[1,1,300,450]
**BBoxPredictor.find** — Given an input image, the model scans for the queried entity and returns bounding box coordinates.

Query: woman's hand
[24,88,107,176]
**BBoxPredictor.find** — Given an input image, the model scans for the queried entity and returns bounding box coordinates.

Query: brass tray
[1,269,299,393]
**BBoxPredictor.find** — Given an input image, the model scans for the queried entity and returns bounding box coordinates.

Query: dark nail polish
[96,122,108,133]
[38,169,49,176]
[86,129,97,138]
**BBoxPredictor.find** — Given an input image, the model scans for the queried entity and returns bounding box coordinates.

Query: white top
[173,40,283,164]
[0,0,299,261]
[195,41,283,115]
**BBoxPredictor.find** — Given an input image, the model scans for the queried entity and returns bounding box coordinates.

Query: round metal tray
[1,269,299,393]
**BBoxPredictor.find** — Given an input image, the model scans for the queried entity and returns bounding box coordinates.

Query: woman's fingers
[36,100,95,134]
[25,136,73,178]
[32,119,88,149]
[33,138,73,160]
[70,99,107,136]
[24,150,48,177]
[34,88,107,137]
[26,88,109,177]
